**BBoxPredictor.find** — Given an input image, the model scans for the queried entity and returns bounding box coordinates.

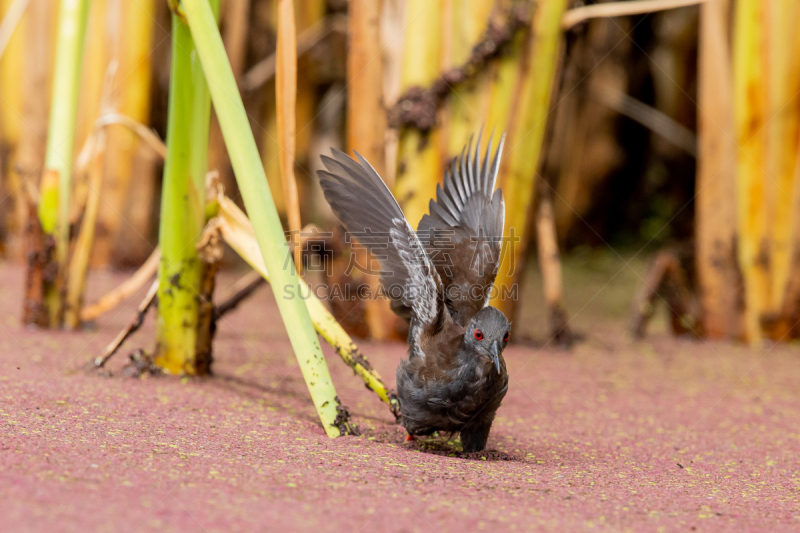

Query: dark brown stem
[212,270,265,322]
[195,260,219,375]
[22,197,56,327]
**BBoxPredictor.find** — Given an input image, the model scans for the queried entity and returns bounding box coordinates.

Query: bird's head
[464,306,510,374]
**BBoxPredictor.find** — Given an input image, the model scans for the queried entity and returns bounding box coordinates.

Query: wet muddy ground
[1,255,798,532]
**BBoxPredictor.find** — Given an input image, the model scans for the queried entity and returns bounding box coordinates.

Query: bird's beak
[489,342,501,374]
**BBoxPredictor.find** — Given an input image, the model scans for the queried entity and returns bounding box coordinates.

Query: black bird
[318,132,509,453]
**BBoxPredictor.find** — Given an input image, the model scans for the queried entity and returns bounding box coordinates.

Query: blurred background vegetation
[0,0,799,367]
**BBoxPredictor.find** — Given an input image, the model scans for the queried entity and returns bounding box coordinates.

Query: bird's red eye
[503,331,510,342]
[473,329,483,341]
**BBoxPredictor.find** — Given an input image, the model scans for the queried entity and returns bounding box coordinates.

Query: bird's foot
[405,434,416,442]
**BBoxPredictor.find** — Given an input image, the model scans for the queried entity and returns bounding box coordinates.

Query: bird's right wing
[318,149,445,333]
[417,132,505,325]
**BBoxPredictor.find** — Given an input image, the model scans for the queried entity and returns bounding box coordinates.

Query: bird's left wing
[318,149,445,334]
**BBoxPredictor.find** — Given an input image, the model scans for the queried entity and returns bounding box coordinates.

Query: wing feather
[417,131,506,325]
[318,149,445,337]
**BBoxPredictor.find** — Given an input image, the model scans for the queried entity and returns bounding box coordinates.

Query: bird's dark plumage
[318,132,509,453]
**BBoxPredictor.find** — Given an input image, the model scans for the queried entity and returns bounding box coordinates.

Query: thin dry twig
[562,0,709,30]
[75,113,167,174]
[94,279,159,368]
[80,247,160,322]
[593,85,697,156]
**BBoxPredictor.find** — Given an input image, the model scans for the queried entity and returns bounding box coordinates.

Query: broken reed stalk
[275,0,302,271]
[695,0,740,339]
[67,112,164,325]
[491,0,570,319]
[733,0,769,344]
[346,0,398,340]
[72,110,181,325]
[765,0,800,339]
[182,0,351,437]
[154,0,219,375]
[778,136,800,339]
[18,0,52,321]
[214,194,399,415]
[63,60,119,328]
[0,0,28,259]
[34,0,89,326]
[63,131,106,328]
[774,6,800,339]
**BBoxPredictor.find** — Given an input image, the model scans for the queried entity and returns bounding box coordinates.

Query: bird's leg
[405,434,416,442]
[460,420,492,453]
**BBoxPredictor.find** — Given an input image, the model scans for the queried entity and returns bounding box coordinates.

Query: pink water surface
[1,262,798,532]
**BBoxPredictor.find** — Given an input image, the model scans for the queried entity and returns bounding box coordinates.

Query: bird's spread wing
[417,132,506,325]
[318,149,444,334]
